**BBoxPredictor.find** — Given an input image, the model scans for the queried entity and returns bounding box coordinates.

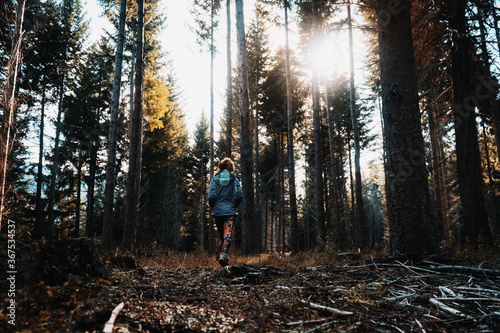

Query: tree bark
[226,0,233,158]
[123,0,144,251]
[285,0,299,254]
[376,0,438,256]
[74,150,82,238]
[34,79,46,239]
[103,0,127,248]
[447,0,492,245]
[47,74,65,239]
[86,108,101,237]
[311,2,325,248]
[254,107,261,249]
[0,0,24,227]
[209,0,216,254]
[428,83,449,239]
[476,4,500,174]
[236,0,256,254]
[347,0,367,249]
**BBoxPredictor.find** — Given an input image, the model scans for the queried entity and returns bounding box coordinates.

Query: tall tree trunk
[340,146,351,249]
[325,81,343,250]
[347,0,367,249]
[376,0,438,256]
[281,136,286,252]
[226,0,233,158]
[103,0,127,248]
[236,0,256,254]
[476,4,500,165]
[200,155,205,249]
[447,0,492,245]
[311,3,326,248]
[254,107,261,249]
[428,86,449,239]
[34,79,46,239]
[276,139,282,253]
[209,0,216,254]
[347,136,357,248]
[73,151,82,238]
[285,0,299,254]
[0,0,24,227]
[86,108,101,237]
[123,0,144,251]
[492,7,500,157]
[47,74,65,239]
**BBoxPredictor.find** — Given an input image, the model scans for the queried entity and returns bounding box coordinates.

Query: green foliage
[182,115,210,250]
[190,0,222,52]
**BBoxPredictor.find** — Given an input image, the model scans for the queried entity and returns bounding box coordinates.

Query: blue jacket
[208,170,243,216]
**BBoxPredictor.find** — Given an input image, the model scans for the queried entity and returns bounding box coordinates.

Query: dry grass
[136,249,345,270]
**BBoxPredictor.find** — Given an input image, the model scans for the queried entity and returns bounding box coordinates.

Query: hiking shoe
[218,253,229,267]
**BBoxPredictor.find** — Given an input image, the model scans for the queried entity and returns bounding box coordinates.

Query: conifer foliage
[0,0,498,255]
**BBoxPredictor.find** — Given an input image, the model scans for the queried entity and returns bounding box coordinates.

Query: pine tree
[123,0,145,250]
[446,0,492,245]
[46,0,88,238]
[236,0,257,253]
[0,0,25,226]
[375,0,438,256]
[102,0,128,249]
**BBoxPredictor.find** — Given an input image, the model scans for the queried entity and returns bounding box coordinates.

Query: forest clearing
[1,239,499,332]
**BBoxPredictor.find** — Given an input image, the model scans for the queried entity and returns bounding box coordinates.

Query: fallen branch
[434,297,500,302]
[304,321,335,333]
[384,293,416,302]
[103,302,125,333]
[429,265,500,276]
[456,286,500,295]
[395,260,424,276]
[286,317,332,326]
[415,318,426,333]
[438,286,456,297]
[429,298,466,317]
[301,300,353,316]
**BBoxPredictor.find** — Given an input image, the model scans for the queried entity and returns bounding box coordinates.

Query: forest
[0,0,499,332]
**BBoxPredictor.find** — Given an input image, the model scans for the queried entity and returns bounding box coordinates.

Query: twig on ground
[415,318,426,333]
[384,293,416,302]
[434,297,499,302]
[456,287,500,295]
[438,286,456,297]
[429,298,467,317]
[301,300,353,316]
[423,262,500,276]
[103,302,125,333]
[286,317,332,326]
[396,260,424,276]
[304,321,335,333]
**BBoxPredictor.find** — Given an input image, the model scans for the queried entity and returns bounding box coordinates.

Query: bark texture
[376,0,438,256]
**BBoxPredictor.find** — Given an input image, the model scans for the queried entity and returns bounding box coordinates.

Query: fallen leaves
[2,246,499,332]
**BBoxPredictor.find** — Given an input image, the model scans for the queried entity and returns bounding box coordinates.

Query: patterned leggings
[215,216,235,255]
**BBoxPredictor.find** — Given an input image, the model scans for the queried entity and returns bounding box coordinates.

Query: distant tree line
[0,0,498,256]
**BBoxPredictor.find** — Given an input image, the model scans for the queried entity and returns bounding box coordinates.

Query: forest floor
[1,239,500,332]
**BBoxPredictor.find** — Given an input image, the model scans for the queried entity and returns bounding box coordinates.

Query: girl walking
[208,158,243,267]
